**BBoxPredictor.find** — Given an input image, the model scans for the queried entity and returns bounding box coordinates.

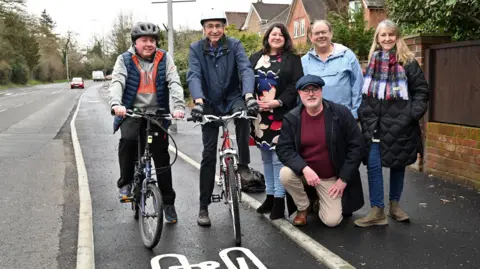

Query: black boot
[269,197,285,220]
[256,195,274,214]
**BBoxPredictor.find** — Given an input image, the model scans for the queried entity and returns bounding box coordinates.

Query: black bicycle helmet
[131,22,160,43]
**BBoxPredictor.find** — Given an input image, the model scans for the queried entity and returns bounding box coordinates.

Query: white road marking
[151,247,267,269]
[71,92,95,269]
[14,104,23,108]
[52,90,62,94]
[0,109,7,113]
[167,145,355,269]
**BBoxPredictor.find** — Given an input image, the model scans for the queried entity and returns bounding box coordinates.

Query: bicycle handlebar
[111,108,173,120]
[186,110,256,125]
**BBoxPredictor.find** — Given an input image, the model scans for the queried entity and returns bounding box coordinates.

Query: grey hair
[311,20,333,32]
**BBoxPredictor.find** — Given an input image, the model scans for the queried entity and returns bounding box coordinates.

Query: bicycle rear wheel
[226,158,241,246]
[139,183,164,249]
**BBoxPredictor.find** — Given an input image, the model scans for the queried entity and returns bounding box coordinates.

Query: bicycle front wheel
[226,158,241,246]
[139,183,164,249]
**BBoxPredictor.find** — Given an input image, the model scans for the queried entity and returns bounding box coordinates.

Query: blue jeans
[367,143,406,208]
[260,149,285,198]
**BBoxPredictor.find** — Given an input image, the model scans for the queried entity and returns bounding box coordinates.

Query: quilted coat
[358,59,429,168]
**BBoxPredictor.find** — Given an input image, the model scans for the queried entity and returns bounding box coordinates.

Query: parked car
[71,77,84,89]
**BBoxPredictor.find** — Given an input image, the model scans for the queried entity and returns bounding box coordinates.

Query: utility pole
[152,0,196,133]
[65,34,71,82]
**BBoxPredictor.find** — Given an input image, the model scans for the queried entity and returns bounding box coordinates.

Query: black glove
[245,97,259,116]
[191,103,204,122]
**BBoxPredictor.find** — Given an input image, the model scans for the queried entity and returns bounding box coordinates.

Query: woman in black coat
[249,23,303,220]
[354,19,429,227]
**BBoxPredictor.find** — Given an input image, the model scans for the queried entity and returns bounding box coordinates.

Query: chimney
[257,0,263,2]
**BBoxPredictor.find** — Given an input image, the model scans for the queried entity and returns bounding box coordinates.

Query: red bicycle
[188,110,255,246]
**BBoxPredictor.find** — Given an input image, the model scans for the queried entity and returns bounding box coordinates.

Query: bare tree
[109,12,133,57]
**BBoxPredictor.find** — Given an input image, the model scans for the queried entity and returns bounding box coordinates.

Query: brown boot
[388,201,409,222]
[354,206,388,227]
[293,210,307,226]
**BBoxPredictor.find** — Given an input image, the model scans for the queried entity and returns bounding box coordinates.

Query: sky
[25,0,292,47]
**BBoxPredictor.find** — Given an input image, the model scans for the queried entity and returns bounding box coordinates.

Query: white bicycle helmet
[200,8,227,26]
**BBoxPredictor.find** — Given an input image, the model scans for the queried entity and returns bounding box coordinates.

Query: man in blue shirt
[301,20,363,120]
[187,8,259,227]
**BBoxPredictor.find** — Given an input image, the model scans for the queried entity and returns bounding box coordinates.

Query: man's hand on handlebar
[172,110,185,119]
[112,105,127,118]
[190,102,204,122]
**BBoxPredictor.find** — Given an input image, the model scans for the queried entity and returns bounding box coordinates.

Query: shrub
[11,62,29,84]
[0,61,12,85]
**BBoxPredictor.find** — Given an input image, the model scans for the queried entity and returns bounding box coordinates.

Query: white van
[92,71,105,82]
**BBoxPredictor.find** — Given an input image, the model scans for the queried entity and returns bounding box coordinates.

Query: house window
[349,0,362,12]
[300,19,305,36]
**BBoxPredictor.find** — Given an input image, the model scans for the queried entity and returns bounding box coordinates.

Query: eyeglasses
[300,87,322,94]
[204,23,224,30]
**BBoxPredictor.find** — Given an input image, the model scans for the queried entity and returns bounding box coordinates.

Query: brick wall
[403,34,452,171]
[425,123,480,190]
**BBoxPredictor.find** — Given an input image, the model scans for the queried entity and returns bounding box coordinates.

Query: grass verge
[0,79,68,90]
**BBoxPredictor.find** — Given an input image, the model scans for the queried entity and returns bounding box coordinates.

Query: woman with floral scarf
[355,20,429,227]
[249,23,303,219]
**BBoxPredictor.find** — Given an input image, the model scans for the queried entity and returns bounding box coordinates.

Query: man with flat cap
[276,74,366,227]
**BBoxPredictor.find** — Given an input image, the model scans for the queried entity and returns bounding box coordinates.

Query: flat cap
[295,74,325,90]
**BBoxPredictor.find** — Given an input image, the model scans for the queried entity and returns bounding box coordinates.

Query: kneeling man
[276,74,365,227]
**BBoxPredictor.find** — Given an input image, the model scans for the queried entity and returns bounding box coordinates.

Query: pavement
[0,82,86,269]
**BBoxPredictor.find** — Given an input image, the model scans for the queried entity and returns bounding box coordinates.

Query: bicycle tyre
[139,183,164,249]
[226,158,241,246]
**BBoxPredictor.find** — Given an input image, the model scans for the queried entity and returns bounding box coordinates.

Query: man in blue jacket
[301,20,363,120]
[187,8,259,227]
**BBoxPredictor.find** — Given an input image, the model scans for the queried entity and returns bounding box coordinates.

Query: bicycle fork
[213,151,241,204]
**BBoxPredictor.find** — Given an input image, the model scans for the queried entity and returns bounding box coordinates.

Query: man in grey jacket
[109,22,185,223]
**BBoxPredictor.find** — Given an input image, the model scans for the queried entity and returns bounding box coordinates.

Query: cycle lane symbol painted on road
[151,247,268,269]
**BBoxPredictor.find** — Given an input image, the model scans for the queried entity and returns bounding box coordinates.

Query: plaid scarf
[362,49,409,100]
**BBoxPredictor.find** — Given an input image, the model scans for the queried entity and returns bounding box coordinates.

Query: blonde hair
[368,19,415,64]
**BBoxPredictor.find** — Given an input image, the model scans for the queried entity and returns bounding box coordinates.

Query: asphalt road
[79,86,326,268]
[2,81,478,269]
[0,82,88,269]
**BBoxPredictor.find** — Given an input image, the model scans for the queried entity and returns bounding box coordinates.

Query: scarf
[362,49,409,100]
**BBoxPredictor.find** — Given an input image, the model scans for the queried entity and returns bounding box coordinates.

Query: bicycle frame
[189,111,254,203]
[218,121,241,203]
[136,118,156,217]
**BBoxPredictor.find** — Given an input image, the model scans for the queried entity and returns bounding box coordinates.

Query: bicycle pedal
[211,194,222,203]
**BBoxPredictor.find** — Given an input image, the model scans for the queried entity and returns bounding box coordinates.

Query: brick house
[350,0,386,29]
[225,12,248,30]
[242,0,290,35]
[286,0,385,46]
[285,0,348,46]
